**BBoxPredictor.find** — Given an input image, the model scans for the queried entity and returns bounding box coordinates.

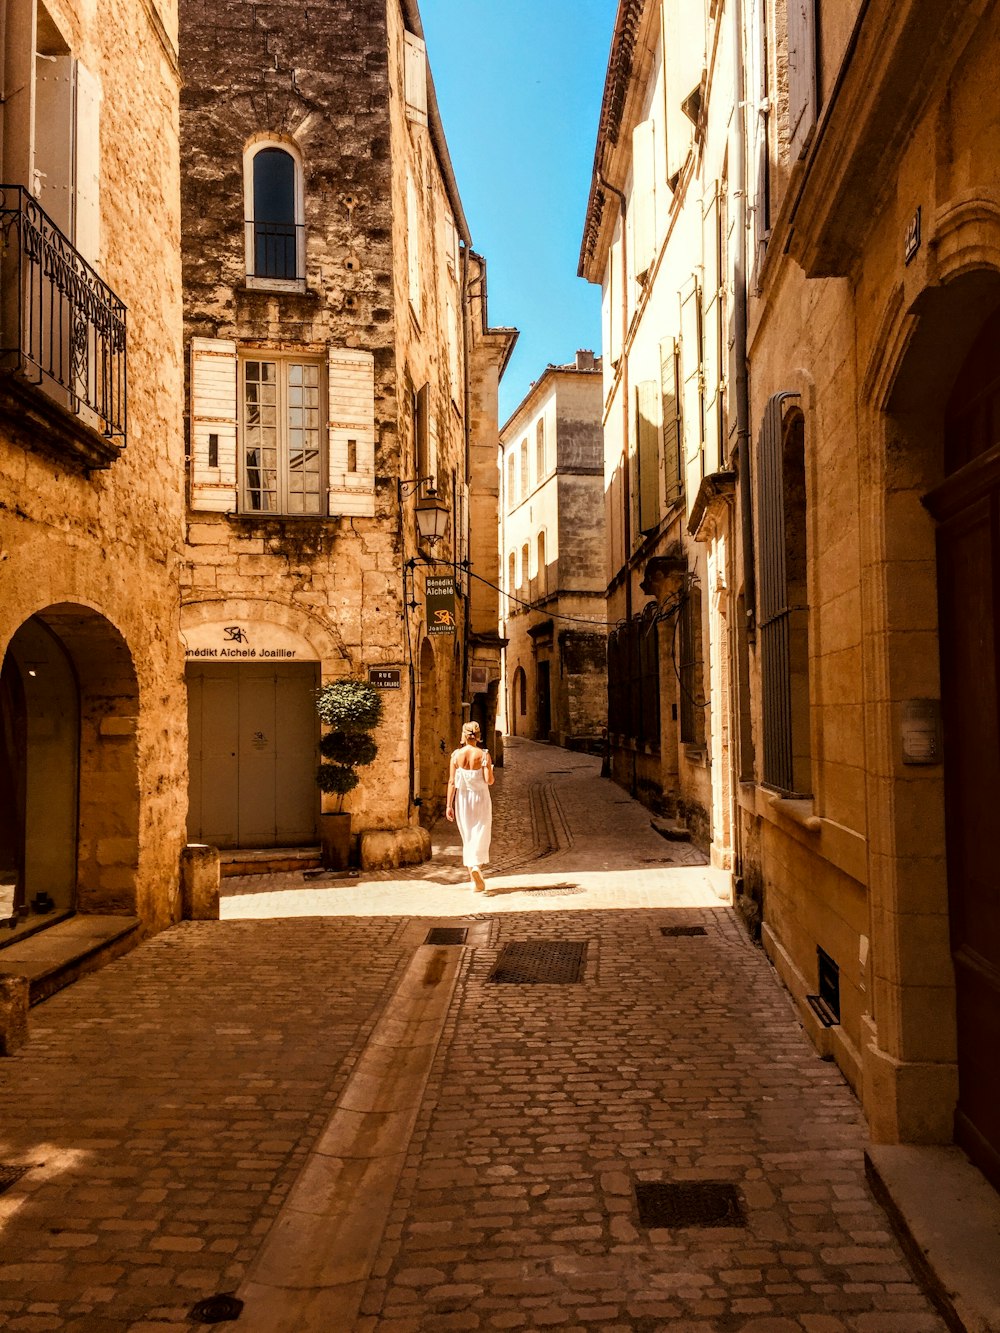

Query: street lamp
[398,475,449,549]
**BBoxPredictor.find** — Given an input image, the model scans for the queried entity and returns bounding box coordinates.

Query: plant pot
[320,812,352,870]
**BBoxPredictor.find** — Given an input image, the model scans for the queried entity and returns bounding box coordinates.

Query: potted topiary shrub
[315,678,384,869]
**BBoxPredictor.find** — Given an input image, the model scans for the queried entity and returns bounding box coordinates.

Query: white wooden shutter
[631,119,657,280]
[447,294,460,406]
[328,346,376,518]
[702,185,723,476]
[190,338,238,513]
[663,1,691,184]
[406,169,421,320]
[73,61,102,266]
[660,336,683,507]
[787,0,817,160]
[427,397,439,489]
[404,31,428,126]
[459,480,470,593]
[608,236,622,365]
[679,276,703,503]
[636,380,660,535]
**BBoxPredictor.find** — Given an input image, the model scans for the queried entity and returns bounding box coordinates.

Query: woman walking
[446,720,494,892]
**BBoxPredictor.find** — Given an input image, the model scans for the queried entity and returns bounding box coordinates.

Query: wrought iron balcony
[0,184,127,468]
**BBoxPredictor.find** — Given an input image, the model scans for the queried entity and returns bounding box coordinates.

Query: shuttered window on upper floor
[787,0,817,160]
[188,339,376,518]
[404,30,428,126]
[632,118,657,281]
[636,379,660,537]
[660,336,683,509]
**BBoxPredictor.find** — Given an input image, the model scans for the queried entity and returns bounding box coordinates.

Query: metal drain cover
[0,1165,30,1196]
[660,925,708,937]
[189,1293,243,1324]
[425,927,468,945]
[488,940,587,984]
[525,884,585,897]
[635,1181,746,1229]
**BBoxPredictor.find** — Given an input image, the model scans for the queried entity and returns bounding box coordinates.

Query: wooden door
[187,664,318,849]
[931,315,1000,1189]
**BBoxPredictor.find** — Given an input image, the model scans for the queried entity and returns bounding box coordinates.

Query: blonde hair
[461,721,481,742]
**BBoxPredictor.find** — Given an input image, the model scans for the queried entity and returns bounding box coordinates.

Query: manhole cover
[635,1181,746,1229]
[0,1165,30,1196]
[660,925,708,937]
[189,1293,243,1324]
[425,927,468,945]
[525,884,585,897]
[487,940,587,984]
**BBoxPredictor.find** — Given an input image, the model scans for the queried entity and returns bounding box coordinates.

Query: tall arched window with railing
[244,140,305,286]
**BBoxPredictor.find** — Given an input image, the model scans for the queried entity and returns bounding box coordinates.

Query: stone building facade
[178,0,507,860]
[740,0,1000,1190]
[583,0,1000,1202]
[499,355,607,748]
[0,0,187,941]
[579,0,738,862]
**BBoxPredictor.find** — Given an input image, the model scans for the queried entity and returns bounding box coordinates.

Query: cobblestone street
[0,740,945,1331]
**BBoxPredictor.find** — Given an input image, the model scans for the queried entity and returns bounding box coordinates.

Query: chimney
[575,349,596,371]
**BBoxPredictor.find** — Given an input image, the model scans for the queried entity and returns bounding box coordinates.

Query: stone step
[0,914,140,1007]
[219,847,323,878]
[650,816,692,841]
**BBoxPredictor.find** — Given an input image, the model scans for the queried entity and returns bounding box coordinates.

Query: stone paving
[0,739,945,1331]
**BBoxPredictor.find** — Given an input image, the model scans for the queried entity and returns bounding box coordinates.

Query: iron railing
[0,185,127,446]
[245,220,304,281]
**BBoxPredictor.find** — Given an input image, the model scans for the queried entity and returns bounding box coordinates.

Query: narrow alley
[0,741,944,1332]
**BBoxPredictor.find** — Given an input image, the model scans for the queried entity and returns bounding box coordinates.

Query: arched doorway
[418,637,443,819]
[511,666,527,736]
[926,301,1000,1187]
[0,605,139,938]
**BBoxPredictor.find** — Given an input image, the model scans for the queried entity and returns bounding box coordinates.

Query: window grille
[678,585,706,746]
[607,613,660,749]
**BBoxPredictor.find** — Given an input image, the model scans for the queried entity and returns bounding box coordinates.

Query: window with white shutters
[404,30,428,126]
[631,118,657,280]
[787,0,817,160]
[406,169,421,320]
[702,184,724,475]
[636,380,660,536]
[608,235,622,366]
[662,0,692,187]
[660,336,683,508]
[679,276,704,501]
[746,0,771,283]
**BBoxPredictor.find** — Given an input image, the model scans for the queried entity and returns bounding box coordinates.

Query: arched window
[536,418,546,479]
[244,140,304,286]
[756,394,812,795]
[507,454,516,510]
[536,531,546,595]
[520,543,529,592]
[507,552,516,615]
[520,438,529,496]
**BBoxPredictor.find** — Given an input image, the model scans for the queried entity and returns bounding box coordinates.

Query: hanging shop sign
[426,576,457,635]
[368,667,402,689]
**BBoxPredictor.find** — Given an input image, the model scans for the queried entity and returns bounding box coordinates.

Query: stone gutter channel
[235,921,492,1332]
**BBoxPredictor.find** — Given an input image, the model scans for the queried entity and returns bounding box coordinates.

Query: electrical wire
[406,553,610,628]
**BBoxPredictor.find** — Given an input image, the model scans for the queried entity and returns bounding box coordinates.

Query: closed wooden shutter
[660,336,683,507]
[404,31,428,126]
[787,0,817,160]
[447,294,460,407]
[702,184,723,476]
[190,338,238,513]
[73,61,102,266]
[663,1,691,184]
[328,346,375,518]
[406,170,421,319]
[747,0,770,281]
[636,379,660,535]
[608,236,622,365]
[631,118,657,280]
[679,276,703,502]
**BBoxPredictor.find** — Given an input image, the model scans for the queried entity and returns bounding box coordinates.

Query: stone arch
[0,603,140,934]
[858,254,1000,1150]
[180,596,351,675]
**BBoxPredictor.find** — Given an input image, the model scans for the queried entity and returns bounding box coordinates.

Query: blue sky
[419,0,616,423]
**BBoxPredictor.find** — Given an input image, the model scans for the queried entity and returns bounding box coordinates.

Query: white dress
[453,760,492,868]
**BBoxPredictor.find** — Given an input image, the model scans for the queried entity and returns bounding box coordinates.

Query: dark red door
[930,310,1000,1188]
